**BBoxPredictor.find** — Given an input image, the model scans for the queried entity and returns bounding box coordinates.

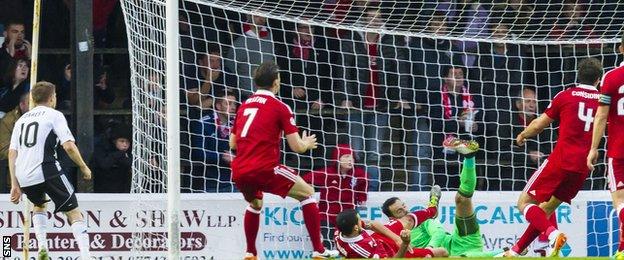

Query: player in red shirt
[230,62,338,259]
[334,209,446,258]
[587,34,624,259]
[506,58,604,257]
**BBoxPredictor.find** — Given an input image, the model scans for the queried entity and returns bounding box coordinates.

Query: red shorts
[523,159,588,204]
[404,248,434,258]
[232,164,298,202]
[608,158,624,192]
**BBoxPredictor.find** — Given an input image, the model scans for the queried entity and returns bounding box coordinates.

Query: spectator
[549,0,594,40]
[0,58,29,114]
[57,64,116,110]
[449,0,489,67]
[0,20,30,74]
[478,22,524,110]
[337,7,407,190]
[302,144,367,249]
[185,44,237,108]
[402,16,454,190]
[428,65,484,158]
[183,91,236,192]
[225,15,275,98]
[277,23,333,110]
[92,123,132,193]
[0,92,28,193]
[485,87,552,190]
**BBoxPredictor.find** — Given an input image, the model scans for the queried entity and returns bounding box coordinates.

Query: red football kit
[335,219,433,259]
[599,63,624,191]
[524,84,599,203]
[231,89,300,202]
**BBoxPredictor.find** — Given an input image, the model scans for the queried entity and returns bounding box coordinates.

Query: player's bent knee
[64,208,84,224]
[249,199,263,210]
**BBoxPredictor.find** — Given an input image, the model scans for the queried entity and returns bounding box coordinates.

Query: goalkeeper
[390,137,501,257]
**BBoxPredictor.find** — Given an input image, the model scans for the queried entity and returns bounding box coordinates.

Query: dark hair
[207,43,220,55]
[31,81,56,104]
[515,87,536,102]
[577,58,603,86]
[254,61,280,89]
[382,197,400,218]
[3,58,28,85]
[335,209,359,235]
[4,20,25,30]
[442,64,466,78]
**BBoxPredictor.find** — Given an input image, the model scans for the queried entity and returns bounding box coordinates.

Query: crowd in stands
[0,0,623,245]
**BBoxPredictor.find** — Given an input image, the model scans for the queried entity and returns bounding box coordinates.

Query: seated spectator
[185,44,237,108]
[183,91,236,192]
[427,65,484,158]
[302,144,368,249]
[485,87,552,190]
[478,21,524,110]
[0,92,28,193]
[92,123,133,193]
[0,58,29,113]
[57,64,116,109]
[0,20,30,74]
[225,15,275,98]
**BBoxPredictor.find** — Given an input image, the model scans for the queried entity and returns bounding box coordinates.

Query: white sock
[548,229,561,244]
[70,221,91,259]
[32,213,48,250]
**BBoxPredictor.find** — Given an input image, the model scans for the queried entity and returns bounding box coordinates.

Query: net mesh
[121,0,624,256]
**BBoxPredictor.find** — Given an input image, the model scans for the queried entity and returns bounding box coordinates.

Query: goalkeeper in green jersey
[383,137,502,257]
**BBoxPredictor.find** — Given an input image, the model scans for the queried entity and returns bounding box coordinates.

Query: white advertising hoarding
[0,191,615,259]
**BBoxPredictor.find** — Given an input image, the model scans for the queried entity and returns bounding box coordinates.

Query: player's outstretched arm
[62,141,92,180]
[366,220,402,246]
[286,130,317,154]
[8,149,21,204]
[588,105,609,171]
[516,114,554,146]
[393,230,411,258]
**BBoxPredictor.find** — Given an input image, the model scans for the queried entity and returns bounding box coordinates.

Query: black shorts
[21,174,78,213]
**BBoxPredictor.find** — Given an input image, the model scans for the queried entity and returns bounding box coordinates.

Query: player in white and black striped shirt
[8,81,92,259]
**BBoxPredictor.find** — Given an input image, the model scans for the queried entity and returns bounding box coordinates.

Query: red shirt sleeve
[544,91,564,120]
[600,72,615,105]
[279,102,299,135]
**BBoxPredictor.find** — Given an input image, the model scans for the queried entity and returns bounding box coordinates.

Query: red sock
[538,213,558,242]
[244,206,261,255]
[619,207,624,251]
[513,224,541,254]
[524,205,557,236]
[412,207,437,226]
[301,198,325,252]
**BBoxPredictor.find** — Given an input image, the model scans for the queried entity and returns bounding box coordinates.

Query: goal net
[120,0,624,257]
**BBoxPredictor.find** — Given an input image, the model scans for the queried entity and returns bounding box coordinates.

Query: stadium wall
[0,192,616,259]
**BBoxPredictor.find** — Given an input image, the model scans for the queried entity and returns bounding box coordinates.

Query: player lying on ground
[8,82,93,259]
[334,208,448,258]
[397,137,502,257]
[506,58,604,257]
[587,33,624,260]
[229,61,338,259]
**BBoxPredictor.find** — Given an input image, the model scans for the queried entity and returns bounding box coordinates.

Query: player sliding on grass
[230,61,338,259]
[400,137,503,257]
[334,188,448,258]
[505,58,604,257]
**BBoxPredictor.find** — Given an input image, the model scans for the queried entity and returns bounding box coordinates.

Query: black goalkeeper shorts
[22,173,79,213]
